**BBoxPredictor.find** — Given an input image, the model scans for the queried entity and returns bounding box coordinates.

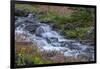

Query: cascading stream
[15,13,94,61]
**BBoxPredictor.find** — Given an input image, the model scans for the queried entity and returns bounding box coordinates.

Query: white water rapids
[15,13,94,61]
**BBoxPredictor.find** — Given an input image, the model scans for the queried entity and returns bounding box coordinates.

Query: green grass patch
[15,4,39,13]
[15,42,53,66]
[63,27,90,39]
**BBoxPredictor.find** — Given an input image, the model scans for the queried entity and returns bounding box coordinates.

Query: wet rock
[83,47,94,53]
[15,9,29,16]
[40,20,53,24]
[52,24,60,30]
[80,40,94,46]
[83,27,94,43]
[24,24,38,34]
[77,53,93,61]
[35,24,51,36]
[64,23,80,30]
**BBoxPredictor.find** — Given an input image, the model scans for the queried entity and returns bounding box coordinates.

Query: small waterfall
[35,24,52,36]
[15,13,94,61]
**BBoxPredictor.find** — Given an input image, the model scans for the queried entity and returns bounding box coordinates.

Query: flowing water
[15,13,95,61]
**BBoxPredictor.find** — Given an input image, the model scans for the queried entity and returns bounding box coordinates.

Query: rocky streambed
[15,12,95,62]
